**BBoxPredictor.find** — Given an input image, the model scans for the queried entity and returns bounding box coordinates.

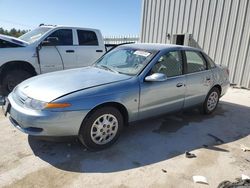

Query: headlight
[24,98,47,110]
[24,98,71,110]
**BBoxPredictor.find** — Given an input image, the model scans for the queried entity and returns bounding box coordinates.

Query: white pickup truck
[0,25,113,95]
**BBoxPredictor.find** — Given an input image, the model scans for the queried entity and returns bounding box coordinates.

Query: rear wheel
[78,107,124,150]
[202,87,220,114]
[2,69,32,96]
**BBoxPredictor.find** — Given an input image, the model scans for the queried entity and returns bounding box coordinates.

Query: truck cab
[0,25,106,95]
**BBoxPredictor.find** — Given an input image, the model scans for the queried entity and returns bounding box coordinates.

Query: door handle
[96,50,103,52]
[206,77,211,81]
[66,50,75,53]
[176,83,184,87]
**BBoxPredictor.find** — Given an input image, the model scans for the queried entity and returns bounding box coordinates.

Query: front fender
[0,47,40,74]
[49,78,140,122]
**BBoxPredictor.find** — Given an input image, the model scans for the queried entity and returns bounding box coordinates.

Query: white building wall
[141,0,250,88]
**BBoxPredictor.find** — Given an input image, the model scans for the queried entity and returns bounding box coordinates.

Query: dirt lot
[0,88,250,188]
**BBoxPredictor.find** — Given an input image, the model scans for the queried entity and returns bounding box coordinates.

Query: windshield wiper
[98,65,119,74]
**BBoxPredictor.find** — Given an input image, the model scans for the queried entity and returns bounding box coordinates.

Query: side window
[47,29,73,45]
[186,51,207,73]
[205,54,216,69]
[151,51,183,77]
[77,30,98,45]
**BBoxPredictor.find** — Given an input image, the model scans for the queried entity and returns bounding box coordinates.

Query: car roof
[39,25,100,32]
[122,43,202,52]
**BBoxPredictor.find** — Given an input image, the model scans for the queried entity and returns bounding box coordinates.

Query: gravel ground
[0,88,250,188]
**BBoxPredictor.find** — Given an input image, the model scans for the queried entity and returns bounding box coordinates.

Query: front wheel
[202,87,220,114]
[78,107,124,150]
[2,69,32,96]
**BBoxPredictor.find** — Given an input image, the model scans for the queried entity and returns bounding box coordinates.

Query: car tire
[78,106,124,150]
[202,87,220,114]
[2,69,32,96]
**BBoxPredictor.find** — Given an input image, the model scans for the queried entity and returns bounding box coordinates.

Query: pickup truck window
[77,30,98,46]
[19,27,51,43]
[47,29,73,45]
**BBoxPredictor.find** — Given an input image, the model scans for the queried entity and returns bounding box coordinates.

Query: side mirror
[145,73,167,82]
[41,37,59,46]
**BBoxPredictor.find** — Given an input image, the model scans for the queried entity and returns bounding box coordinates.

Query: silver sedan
[4,44,230,150]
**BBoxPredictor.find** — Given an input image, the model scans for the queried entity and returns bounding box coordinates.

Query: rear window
[77,30,98,46]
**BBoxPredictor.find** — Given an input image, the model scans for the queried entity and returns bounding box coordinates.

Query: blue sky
[0,0,142,36]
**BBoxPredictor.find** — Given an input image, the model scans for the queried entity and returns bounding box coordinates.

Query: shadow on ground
[28,101,250,173]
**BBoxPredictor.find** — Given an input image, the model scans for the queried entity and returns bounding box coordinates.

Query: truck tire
[2,69,32,96]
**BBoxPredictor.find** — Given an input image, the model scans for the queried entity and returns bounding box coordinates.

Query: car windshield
[95,48,156,75]
[19,27,52,43]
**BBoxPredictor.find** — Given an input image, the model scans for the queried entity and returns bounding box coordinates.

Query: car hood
[0,34,28,47]
[16,67,132,102]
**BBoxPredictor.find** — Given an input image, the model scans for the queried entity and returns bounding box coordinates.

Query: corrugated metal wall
[140,0,250,88]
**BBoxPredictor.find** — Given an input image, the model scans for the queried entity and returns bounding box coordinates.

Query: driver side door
[39,29,77,73]
[139,50,186,119]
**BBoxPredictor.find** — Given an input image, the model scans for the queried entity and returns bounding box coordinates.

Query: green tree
[0,27,28,37]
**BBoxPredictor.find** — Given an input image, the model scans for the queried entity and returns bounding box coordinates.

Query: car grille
[12,89,28,106]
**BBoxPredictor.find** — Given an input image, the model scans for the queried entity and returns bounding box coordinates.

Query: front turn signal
[45,103,71,109]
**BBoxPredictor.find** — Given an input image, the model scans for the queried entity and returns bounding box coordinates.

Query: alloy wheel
[207,91,219,111]
[90,114,119,145]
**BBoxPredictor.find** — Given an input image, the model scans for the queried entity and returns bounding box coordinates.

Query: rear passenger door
[75,30,105,67]
[184,50,213,108]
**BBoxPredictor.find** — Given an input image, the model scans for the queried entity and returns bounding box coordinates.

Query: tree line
[0,28,28,37]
